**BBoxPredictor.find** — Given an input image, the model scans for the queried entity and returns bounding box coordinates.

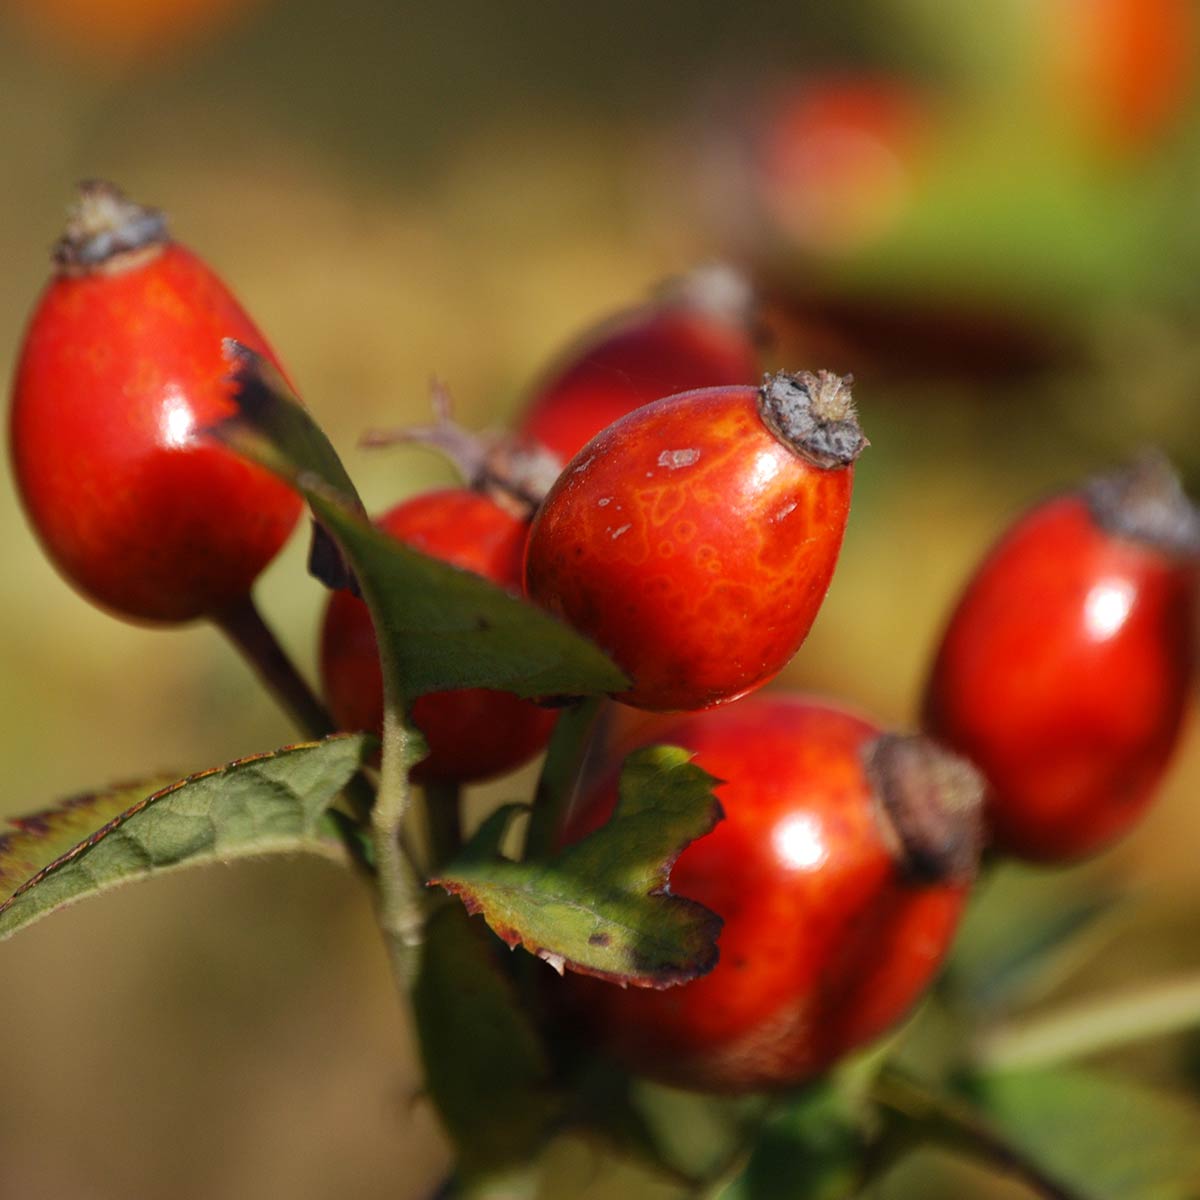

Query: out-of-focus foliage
[1,0,1199,1196]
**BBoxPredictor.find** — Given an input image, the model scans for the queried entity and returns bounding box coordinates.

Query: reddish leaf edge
[428,787,726,991]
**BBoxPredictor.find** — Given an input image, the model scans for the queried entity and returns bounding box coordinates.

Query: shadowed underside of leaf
[210,346,629,706]
[0,734,371,943]
[414,903,561,1176]
[430,745,725,988]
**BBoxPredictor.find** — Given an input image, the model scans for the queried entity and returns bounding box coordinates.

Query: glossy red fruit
[560,694,983,1093]
[517,265,761,466]
[524,371,865,712]
[922,456,1199,863]
[320,488,559,783]
[10,181,302,623]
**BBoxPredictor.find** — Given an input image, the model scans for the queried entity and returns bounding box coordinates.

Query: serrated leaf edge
[429,751,725,989]
[0,734,367,941]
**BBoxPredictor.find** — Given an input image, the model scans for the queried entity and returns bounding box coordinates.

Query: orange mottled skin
[923,492,1196,863]
[11,241,302,623]
[524,385,854,712]
[561,696,969,1093]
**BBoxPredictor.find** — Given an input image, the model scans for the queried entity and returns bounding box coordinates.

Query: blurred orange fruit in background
[3,0,272,68]
[754,76,933,255]
[1046,0,1195,153]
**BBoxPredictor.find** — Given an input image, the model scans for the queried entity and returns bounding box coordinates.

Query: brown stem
[423,779,464,871]
[211,594,378,824]
[211,592,334,740]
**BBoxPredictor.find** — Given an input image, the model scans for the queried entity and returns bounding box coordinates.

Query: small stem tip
[654,261,759,328]
[53,180,169,276]
[757,370,867,470]
[359,380,553,515]
[1083,450,1200,559]
[865,733,984,886]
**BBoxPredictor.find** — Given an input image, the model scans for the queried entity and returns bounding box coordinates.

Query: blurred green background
[2,0,1200,1195]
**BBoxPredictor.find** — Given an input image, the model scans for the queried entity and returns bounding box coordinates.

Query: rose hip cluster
[10,183,1198,1099]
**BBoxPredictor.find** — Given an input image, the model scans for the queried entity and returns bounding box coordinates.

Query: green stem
[872,1069,1084,1200]
[523,697,604,861]
[507,697,606,1010]
[974,971,1200,1072]
[372,706,428,989]
[688,1144,756,1199]
[423,779,464,871]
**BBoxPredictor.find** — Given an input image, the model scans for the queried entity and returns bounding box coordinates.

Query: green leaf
[413,902,561,1177]
[219,343,366,506]
[947,865,1122,1016]
[628,1079,767,1190]
[556,1062,694,1185]
[430,745,724,987]
[715,1084,865,1200]
[0,777,175,901]
[211,346,629,706]
[974,972,1200,1074]
[977,1066,1200,1200]
[0,735,371,943]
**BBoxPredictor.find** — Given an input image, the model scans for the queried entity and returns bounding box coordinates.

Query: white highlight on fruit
[161,386,195,448]
[773,813,828,871]
[1083,578,1135,642]
[750,449,782,490]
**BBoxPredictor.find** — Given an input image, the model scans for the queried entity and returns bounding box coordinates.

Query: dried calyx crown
[757,369,867,470]
[53,180,169,276]
[1084,450,1200,559]
[864,733,984,886]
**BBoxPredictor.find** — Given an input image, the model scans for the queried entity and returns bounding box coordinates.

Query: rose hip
[923,455,1199,862]
[10,181,302,624]
[559,694,982,1092]
[517,264,761,466]
[524,371,865,712]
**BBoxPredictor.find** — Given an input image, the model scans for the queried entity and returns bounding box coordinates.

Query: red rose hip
[320,488,558,783]
[922,455,1199,862]
[517,264,761,466]
[524,370,865,712]
[560,694,983,1093]
[10,181,302,623]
